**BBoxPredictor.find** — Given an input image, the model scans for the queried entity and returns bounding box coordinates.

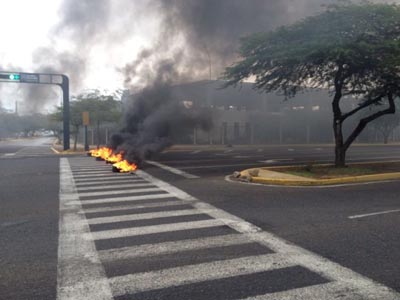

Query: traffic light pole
[61,75,70,150]
[0,71,71,150]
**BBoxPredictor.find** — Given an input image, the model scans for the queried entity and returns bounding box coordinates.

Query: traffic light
[0,73,20,81]
[8,74,20,80]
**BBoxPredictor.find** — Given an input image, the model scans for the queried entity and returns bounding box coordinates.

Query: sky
[0,0,159,113]
[0,0,399,114]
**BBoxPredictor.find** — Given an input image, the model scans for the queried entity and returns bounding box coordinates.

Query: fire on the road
[112,160,138,172]
[89,147,137,173]
[90,147,112,159]
[106,152,124,163]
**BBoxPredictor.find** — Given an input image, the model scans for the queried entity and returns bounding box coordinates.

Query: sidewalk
[236,165,400,186]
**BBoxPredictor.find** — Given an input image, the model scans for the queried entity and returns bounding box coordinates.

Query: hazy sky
[0,0,158,112]
[0,0,399,113]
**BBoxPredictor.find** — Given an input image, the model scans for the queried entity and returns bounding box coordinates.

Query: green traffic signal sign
[9,74,20,80]
[0,73,20,81]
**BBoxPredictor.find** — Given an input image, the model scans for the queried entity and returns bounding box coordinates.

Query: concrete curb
[239,163,400,186]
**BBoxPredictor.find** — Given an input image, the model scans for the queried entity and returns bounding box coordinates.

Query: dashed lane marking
[3,153,16,157]
[348,208,400,219]
[190,150,202,154]
[258,159,294,163]
[146,160,199,179]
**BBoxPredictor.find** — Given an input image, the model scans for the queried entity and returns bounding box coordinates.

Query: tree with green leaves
[224,1,400,166]
[51,89,122,150]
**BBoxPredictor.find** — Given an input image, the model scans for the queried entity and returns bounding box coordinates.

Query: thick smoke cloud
[113,56,213,165]
[15,0,111,113]
[116,0,337,164]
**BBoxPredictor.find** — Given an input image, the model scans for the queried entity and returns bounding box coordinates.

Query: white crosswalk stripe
[78,187,161,197]
[57,157,400,300]
[76,182,153,191]
[87,219,225,240]
[78,193,173,205]
[75,179,144,187]
[87,209,202,225]
[74,176,138,183]
[109,254,292,297]
[98,234,253,262]
[80,200,186,214]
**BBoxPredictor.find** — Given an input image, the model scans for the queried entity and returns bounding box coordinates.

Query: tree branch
[340,94,384,121]
[343,92,395,150]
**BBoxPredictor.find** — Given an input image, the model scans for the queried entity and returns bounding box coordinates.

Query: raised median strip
[235,161,400,186]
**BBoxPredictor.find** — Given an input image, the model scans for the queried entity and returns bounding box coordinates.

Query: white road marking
[234,155,251,158]
[71,166,110,171]
[62,157,400,299]
[136,170,262,234]
[77,182,153,191]
[57,158,113,300]
[74,175,136,183]
[134,169,400,299]
[77,193,172,205]
[98,234,249,262]
[244,231,400,300]
[146,160,199,179]
[80,200,186,214]
[191,150,202,154]
[78,187,161,197]
[87,209,202,225]
[348,209,400,219]
[74,173,118,178]
[110,254,292,297]
[87,219,224,241]
[3,153,16,156]
[73,170,114,174]
[224,149,234,153]
[288,148,295,151]
[75,179,144,187]
[239,281,364,300]
[258,159,294,163]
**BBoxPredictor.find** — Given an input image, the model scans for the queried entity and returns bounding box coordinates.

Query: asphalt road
[1,139,400,299]
[0,138,59,300]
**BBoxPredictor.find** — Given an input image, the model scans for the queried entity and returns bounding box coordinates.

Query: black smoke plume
[114,0,337,164]
[111,57,213,166]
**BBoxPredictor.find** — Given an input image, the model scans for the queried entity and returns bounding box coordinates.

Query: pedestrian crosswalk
[57,156,400,300]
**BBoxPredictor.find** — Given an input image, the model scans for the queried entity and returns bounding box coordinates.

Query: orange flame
[90,147,112,160]
[106,152,124,163]
[113,160,138,173]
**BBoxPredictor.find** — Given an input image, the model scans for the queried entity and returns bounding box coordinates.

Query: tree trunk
[335,145,346,167]
[73,126,79,151]
[333,120,346,167]
[383,133,389,144]
[97,120,101,149]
